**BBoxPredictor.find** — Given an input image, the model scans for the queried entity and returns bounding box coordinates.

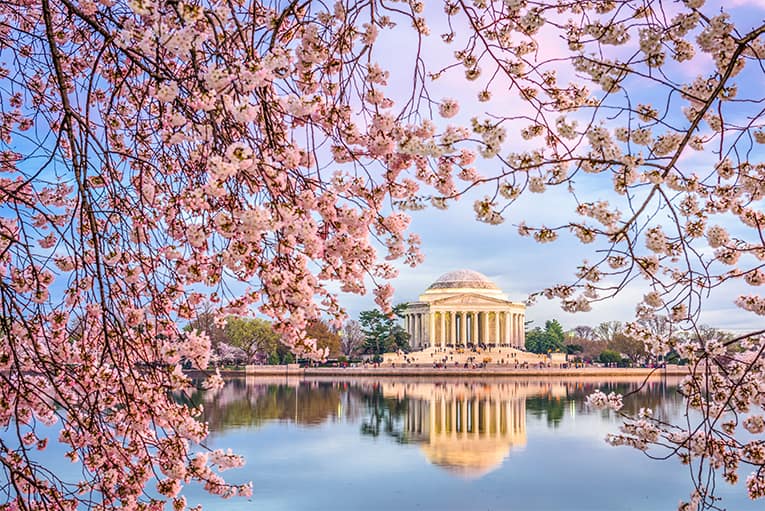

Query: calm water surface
[186,376,757,511]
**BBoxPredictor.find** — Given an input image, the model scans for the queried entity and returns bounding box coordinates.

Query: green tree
[359,304,410,355]
[267,344,295,365]
[545,319,565,344]
[525,319,567,354]
[225,317,280,363]
[598,350,622,365]
[525,327,545,353]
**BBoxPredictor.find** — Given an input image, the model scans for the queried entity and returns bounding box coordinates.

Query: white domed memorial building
[402,270,526,350]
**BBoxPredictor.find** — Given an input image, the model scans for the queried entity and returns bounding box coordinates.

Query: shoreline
[197,365,689,378]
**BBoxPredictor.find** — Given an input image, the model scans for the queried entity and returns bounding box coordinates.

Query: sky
[334,0,765,334]
[339,186,762,334]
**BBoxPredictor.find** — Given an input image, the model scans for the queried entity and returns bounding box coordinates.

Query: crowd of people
[383,345,557,368]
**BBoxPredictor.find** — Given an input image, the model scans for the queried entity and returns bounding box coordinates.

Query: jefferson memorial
[403,270,526,350]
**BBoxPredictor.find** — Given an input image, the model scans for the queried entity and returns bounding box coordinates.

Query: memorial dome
[427,269,499,290]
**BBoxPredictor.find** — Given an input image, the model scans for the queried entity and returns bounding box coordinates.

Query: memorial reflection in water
[381,381,563,477]
[187,376,764,510]
[199,377,573,478]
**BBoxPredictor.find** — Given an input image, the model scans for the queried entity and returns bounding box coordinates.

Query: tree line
[526,318,734,366]
[187,303,410,365]
[191,301,732,368]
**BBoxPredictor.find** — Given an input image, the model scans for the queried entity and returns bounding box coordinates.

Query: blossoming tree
[1,0,763,509]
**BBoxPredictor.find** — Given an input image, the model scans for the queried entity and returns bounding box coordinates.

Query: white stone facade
[403,270,526,350]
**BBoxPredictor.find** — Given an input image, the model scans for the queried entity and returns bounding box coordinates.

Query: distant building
[403,269,526,350]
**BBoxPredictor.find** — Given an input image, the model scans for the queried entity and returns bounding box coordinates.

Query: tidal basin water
[187,376,759,511]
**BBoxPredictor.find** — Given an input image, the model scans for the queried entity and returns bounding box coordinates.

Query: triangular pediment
[431,293,513,306]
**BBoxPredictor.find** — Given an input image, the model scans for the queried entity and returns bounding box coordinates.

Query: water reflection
[197,376,684,480]
[376,382,539,477]
[199,376,347,429]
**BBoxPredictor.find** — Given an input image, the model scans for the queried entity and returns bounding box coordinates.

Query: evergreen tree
[525,319,567,354]
[359,304,410,355]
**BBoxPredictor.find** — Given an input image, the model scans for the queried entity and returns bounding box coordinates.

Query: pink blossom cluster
[1,0,765,508]
[585,390,624,411]
[0,0,456,507]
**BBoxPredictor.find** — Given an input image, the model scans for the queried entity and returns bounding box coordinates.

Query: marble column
[512,313,518,348]
[449,312,456,347]
[465,312,475,343]
[498,312,503,346]
[471,312,478,345]
[439,311,445,348]
[412,314,417,348]
[420,314,425,348]
[516,313,521,347]
[512,313,518,347]
[412,313,417,346]
[494,312,500,346]
[517,313,522,347]
[505,311,511,346]
[417,314,422,348]
[420,314,425,349]
[497,312,502,346]
[482,312,489,346]
[420,313,425,348]
[459,312,466,347]
[420,312,436,348]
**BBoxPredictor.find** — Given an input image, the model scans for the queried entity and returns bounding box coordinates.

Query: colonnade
[402,395,525,439]
[403,311,428,349]
[403,309,525,349]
